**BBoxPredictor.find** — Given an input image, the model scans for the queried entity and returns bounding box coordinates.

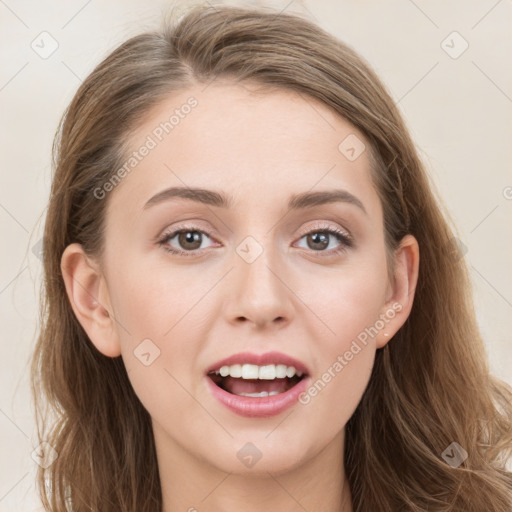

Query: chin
[202,431,316,476]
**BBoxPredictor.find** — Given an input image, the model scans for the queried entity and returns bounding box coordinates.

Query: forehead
[107,81,378,217]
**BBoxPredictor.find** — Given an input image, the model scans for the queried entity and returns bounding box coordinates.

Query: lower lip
[206,376,310,418]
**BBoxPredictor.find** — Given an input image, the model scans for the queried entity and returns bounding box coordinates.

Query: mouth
[204,351,310,417]
[207,363,306,397]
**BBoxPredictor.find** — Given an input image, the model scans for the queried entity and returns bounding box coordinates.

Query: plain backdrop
[1,0,511,509]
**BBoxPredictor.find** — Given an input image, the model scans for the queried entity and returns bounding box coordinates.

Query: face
[80,82,411,475]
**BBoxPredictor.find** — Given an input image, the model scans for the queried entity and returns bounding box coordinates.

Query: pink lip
[206,374,310,418]
[205,351,310,418]
[205,351,310,375]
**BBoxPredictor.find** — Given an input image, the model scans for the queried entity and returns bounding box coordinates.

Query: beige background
[1,0,511,509]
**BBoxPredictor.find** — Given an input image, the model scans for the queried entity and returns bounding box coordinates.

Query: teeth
[276,364,287,378]
[214,363,303,380]
[238,391,281,397]
[259,365,276,380]
[242,364,259,379]
[229,364,242,378]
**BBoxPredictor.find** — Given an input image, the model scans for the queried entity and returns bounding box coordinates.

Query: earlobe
[376,234,420,349]
[60,243,121,357]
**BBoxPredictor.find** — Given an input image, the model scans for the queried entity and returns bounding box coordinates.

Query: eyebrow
[143,186,367,215]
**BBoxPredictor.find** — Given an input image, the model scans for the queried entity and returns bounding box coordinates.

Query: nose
[223,243,295,330]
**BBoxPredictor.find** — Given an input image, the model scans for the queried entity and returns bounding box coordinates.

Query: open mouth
[207,364,306,398]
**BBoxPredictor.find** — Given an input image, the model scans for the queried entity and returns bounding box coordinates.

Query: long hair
[31,4,512,511]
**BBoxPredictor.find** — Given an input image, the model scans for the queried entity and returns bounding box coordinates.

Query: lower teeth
[238,391,281,397]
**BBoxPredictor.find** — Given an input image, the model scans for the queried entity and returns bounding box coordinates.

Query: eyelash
[157,223,353,258]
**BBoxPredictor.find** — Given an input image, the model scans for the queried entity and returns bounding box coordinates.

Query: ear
[60,243,121,357]
[375,234,420,349]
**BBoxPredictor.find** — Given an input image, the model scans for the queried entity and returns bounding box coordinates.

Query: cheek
[106,257,219,409]
[295,273,386,437]
[298,344,375,445]
[107,255,217,339]
[307,255,389,346]
[296,252,388,412]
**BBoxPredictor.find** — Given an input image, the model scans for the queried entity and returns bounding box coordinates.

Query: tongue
[223,377,291,395]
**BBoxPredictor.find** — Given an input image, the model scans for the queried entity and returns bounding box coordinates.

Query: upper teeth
[213,364,303,380]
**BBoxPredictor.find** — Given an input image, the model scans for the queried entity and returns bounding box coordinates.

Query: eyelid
[296,221,352,241]
[156,222,212,242]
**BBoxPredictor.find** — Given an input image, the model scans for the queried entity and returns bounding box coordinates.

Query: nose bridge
[227,232,294,327]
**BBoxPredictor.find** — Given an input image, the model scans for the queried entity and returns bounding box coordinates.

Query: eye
[295,224,353,255]
[157,223,353,258]
[157,226,217,256]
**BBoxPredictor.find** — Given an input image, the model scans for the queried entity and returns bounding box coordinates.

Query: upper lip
[206,351,310,376]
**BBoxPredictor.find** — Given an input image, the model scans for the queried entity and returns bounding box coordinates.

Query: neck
[155,425,353,512]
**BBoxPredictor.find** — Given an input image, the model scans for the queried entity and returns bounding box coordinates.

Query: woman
[31,4,512,511]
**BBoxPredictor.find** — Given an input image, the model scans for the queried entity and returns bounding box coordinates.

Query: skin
[61,81,419,512]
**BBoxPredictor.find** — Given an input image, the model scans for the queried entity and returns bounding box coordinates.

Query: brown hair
[31,4,512,511]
